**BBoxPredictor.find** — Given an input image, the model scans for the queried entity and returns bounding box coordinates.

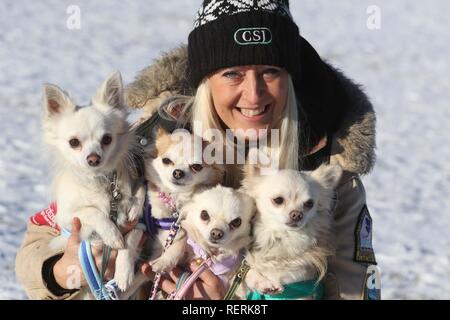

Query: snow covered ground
[1,0,449,299]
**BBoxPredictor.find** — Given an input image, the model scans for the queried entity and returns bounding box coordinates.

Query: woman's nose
[242,73,265,105]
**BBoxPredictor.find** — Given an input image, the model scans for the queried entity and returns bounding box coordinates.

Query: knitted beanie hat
[187,0,301,87]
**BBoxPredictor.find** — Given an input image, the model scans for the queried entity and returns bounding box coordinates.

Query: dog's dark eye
[200,210,210,221]
[190,164,203,173]
[69,138,80,148]
[101,134,112,146]
[272,197,284,205]
[229,218,241,229]
[304,199,314,209]
[162,158,173,165]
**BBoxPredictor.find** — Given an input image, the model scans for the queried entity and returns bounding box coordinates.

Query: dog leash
[148,190,181,300]
[167,257,213,300]
[223,259,250,300]
[78,240,116,300]
[59,227,117,300]
[108,171,122,224]
[148,216,181,300]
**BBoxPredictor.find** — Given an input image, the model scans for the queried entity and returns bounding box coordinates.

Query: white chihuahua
[43,72,145,296]
[240,164,342,299]
[180,185,255,288]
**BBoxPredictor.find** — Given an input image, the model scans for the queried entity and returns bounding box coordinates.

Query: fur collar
[125,45,376,175]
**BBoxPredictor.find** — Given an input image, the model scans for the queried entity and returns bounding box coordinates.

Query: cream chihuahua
[240,164,342,299]
[180,185,255,288]
[43,72,146,296]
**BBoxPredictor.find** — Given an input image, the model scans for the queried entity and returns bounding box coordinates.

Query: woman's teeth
[239,106,267,117]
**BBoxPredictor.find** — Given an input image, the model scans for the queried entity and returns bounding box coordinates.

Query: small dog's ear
[93,71,124,109]
[239,191,256,217]
[178,200,193,222]
[156,126,169,139]
[240,163,262,193]
[310,164,343,190]
[42,84,75,117]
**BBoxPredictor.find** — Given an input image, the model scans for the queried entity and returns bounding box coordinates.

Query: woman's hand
[53,217,142,290]
[140,259,226,300]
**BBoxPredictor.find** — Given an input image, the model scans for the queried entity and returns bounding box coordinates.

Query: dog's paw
[260,284,283,295]
[127,208,141,223]
[113,268,135,292]
[102,230,125,250]
[245,269,283,295]
[257,279,283,295]
[128,186,146,222]
[150,255,177,273]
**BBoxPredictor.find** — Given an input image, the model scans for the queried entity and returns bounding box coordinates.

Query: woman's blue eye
[222,71,241,79]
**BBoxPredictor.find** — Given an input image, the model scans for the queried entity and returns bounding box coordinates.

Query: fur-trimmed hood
[125,44,376,175]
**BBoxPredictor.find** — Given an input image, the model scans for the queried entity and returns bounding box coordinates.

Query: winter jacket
[15,37,379,300]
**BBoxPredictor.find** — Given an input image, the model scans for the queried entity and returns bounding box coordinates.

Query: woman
[16,0,378,300]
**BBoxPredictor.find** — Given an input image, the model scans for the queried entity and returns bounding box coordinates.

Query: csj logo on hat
[234,27,272,45]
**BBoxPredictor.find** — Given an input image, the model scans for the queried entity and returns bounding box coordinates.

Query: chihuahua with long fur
[144,127,225,272]
[240,164,342,299]
[180,185,255,288]
[43,72,145,296]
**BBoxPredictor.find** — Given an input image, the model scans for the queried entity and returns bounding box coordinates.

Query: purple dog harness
[140,187,179,236]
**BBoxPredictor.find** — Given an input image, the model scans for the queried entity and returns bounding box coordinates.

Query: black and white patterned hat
[187,0,301,87]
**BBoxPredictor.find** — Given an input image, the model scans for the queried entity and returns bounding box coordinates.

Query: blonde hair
[159,75,301,187]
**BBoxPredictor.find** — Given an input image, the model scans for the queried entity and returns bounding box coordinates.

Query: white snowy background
[0,0,449,299]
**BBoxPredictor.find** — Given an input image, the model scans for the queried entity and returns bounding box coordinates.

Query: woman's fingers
[188,260,225,299]
[139,261,225,299]
[91,245,118,280]
[159,274,176,294]
[140,263,154,279]
[68,217,82,245]
[140,263,178,295]
[188,260,221,288]
[168,267,184,282]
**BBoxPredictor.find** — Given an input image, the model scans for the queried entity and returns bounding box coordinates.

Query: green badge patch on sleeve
[354,205,377,265]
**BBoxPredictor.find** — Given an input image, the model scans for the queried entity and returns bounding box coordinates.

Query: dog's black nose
[87,153,101,167]
[210,228,224,241]
[173,169,185,180]
[289,210,303,222]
